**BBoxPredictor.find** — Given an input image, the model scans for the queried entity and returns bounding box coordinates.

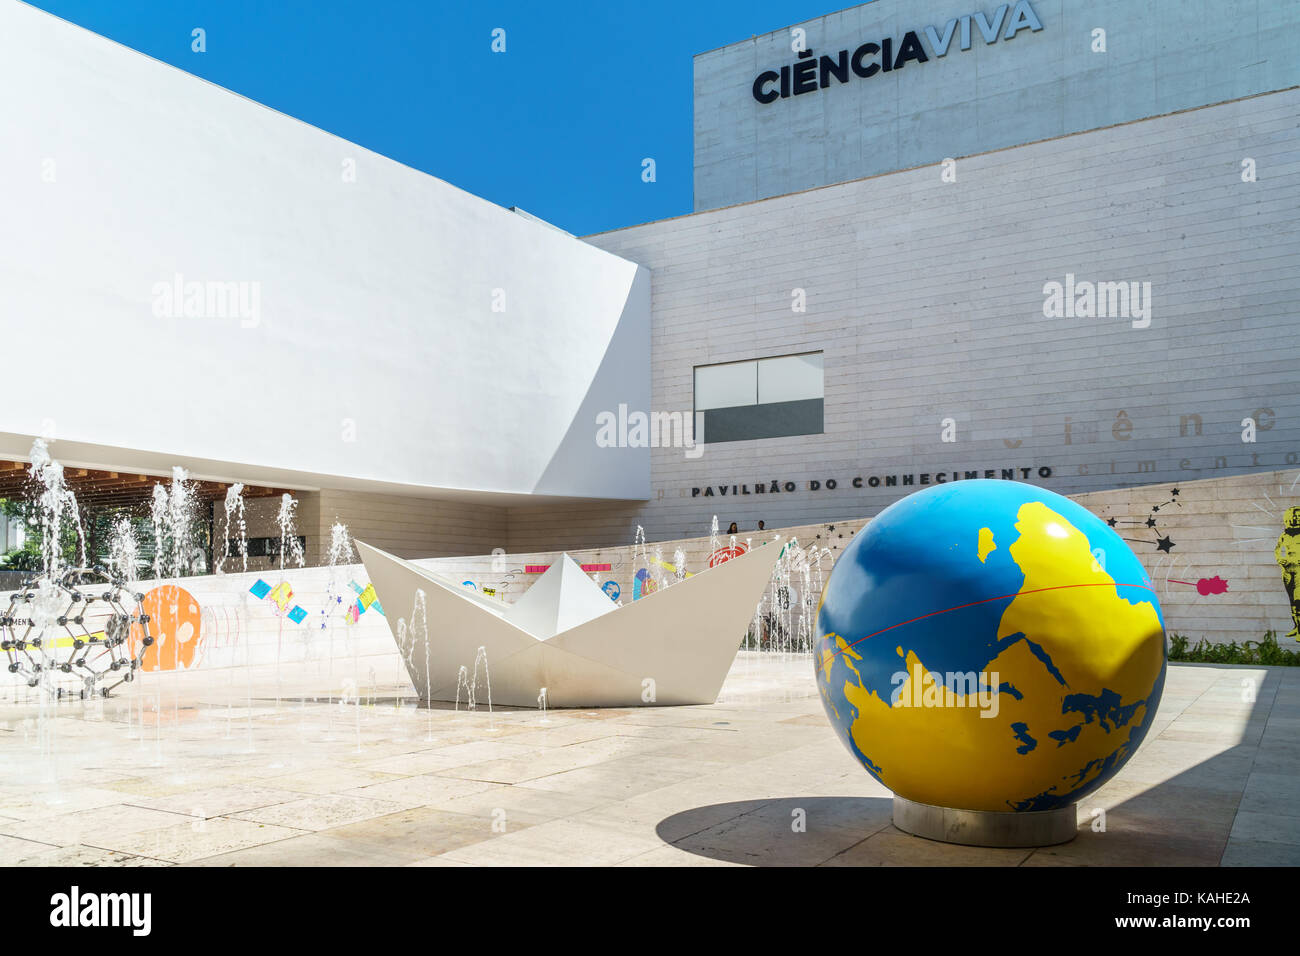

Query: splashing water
[217,483,247,575]
[399,589,432,738]
[326,520,353,568]
[396,618,410,675]
[472,646,492,715]
[322,520,354,677]
[277,494,305,571]
[149,485,167,579]
[270,492,304,710]
[745,537,833,657]
[169,467,199,572]
[149,468,201,578]
[773,539,800,656]
[455,665,472,712]
[323,520,354,627]
[26,439,84,574]
[632,525,649,569]
[107,514,140,584]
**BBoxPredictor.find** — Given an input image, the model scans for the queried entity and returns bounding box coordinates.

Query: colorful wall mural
[249,578,308,623]
[129,585,203,672]
[39,468,1300,681]
[1277,506,1300,638]
[707,543,748,567]
[1100,487,1232,599]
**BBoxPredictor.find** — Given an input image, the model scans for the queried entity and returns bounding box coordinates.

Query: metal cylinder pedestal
[893,795,1077,848]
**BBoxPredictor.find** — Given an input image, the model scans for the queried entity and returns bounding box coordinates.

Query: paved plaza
[0,653,1296,866]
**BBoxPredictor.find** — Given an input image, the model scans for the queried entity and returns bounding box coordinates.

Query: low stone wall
[0,570,27,591]
[1071,470,1300,646]
[3,468,1296,685]
[441,467,1300,648]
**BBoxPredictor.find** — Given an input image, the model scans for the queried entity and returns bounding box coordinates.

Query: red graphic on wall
[524,563,613,573]
[1169,576,1229,596]
[708,543,749,568]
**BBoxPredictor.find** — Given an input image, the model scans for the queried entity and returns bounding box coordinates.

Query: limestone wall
[3,468,1295,691]
[580,86,1300,548]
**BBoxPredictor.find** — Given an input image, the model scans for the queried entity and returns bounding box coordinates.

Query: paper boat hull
[356,540,779,707]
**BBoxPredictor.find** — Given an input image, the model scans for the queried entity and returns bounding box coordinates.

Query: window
[693,351,823,443]
[227,535,307,558]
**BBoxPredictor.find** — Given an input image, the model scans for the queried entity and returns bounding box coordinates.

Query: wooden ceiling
[0,460,292,512]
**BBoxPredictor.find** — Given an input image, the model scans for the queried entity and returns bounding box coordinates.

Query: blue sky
[29,0,852,235]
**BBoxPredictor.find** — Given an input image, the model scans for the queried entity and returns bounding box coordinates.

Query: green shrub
[0,546,42,572]
[1168,631,1300,666]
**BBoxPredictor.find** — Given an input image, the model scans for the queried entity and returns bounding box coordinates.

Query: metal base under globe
[892,796,1077,848]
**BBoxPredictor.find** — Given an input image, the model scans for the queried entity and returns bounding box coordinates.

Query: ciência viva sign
[752,1,1044,104]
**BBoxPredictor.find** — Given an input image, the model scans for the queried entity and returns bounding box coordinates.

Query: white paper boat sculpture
[356,539,780,708]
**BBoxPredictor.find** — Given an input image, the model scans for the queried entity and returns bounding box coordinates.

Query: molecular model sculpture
[1,569,155,698]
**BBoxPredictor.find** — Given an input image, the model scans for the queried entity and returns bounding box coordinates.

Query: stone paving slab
[0,653,1294,866]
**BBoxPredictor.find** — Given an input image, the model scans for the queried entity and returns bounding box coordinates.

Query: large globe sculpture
[815,480,1165,826]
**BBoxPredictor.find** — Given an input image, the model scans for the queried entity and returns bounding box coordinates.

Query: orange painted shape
[130,585,203,672]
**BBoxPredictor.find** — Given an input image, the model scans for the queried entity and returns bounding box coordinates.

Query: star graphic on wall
[1106,487,1187,557]
[1115,487,1228,598]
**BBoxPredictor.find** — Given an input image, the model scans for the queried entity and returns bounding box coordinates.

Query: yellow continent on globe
[824,501,1164,811]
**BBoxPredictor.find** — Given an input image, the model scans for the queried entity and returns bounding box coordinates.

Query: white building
[1,0,1297,563]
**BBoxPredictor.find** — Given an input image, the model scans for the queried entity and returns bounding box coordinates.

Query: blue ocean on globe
[814,480,1167,812]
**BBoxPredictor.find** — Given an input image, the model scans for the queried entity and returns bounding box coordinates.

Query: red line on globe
[829,582,1159,656]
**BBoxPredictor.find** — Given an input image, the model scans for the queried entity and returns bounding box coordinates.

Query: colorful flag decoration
[268,581,294,613]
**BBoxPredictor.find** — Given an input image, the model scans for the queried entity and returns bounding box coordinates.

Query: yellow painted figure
[1275,507,1300,639]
